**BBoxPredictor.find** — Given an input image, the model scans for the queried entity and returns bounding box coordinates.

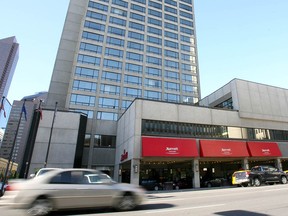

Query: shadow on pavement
[214,210,269,216]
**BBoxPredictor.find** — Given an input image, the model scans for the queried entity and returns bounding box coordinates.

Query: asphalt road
[1,184,288,216]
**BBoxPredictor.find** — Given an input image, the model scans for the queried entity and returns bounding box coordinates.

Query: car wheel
[154,185,159,191]
[280,176,287,184]
[253,178,261,187]
[175,185,180,190]
[27,197,53,216]
[117,193,136,211]
[207,182,212,188]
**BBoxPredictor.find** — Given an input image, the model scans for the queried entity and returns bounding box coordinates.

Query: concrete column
[193,159,200,188]
[130,159,140,185]
[114,163,120,182]
[242,158,249,170]
[276,158,282,170]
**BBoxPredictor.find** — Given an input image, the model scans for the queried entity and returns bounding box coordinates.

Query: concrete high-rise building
[46,0,200,172]
[0,36,19,100]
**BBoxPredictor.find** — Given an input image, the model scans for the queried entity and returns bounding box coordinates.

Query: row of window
[89,0,194,20]
[77,54,197,72]
[142,119,288,141]
[84,134,116,148]
[72,79,197,94]
[70,93,197,109]
[80,41,196,63]
[82,30,195,47]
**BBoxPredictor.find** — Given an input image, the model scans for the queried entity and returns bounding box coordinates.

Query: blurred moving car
[29,168,61,178]
[4,168,146,215]
[231,170,250,187]
[0,182,8,197]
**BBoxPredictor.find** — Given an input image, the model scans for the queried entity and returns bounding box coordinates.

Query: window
[165,81,180,91]
[148,0,162,9]
[73,80,96,92]
[110,7,127,17]
[108,26,125,36]
[147,45,162,55]
[147,56,162,65]
[165,0,177,6]
[127,41,144,51]
[146,67,161,76]
[72,109,94,119]
[82,31,104,42]
[148,8,162,18]
[130,12,145,21]
[145,78,162,88]
[132,0,146,4]
[165,59,179,69]
[84,21,105,32]
[124,75,142,85]
[182,84,193,93]
[122,100,132,109]
[98,98,119,108]
[75,67,99,79]
[165,5,177,14]
[86,11,107,21]
[181,35,194,44]
[112,0,128,8]
[180,26,194,35]
[88,2,108,11]
[181,44,195,52]
[105,47,123,58]
[129,22,145,31]
[181,63,196,72]
[182,73,197,83]
[165,31,178,39]
[180,10,193,19]
[179,3,193,12]
[164,14,177,22]
[106,37,125,47]
[164,40,178,49]
[100,84,120,95]
[148,17,162,27]
[97,111,118,121]
[128,31,144,41]
[180,18,193,27]
[126,52,143,62]
[131,4,146,13]
[109,16,126,26]
[164,93,180,102]
[165,22,178,31]
[181,53,195,62]
[148,26,162,35]
[144,90,161,100]
[165,70,179,80]
[123,87,142,97]
[70,94,95,106]
[77,54,100,66]
[101,71,121,82]
[80,42,102,54]
[84,134,91,147]
[125,63,143,73]
[147,36,162,45]
[165,50,179,59]
[103,59,122,69]
[94,135,116,148]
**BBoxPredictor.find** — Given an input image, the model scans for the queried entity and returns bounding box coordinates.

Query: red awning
[200,140,250,157]
[247,142,282,157]
[142,136,199,157]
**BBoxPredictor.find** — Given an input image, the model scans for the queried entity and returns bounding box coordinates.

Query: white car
[5,168,146,215]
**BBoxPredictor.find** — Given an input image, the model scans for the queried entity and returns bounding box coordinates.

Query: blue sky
[1,0,287,103]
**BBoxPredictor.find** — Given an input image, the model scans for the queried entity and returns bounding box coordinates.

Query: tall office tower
[46,0,200,172]
[0,36,19,99]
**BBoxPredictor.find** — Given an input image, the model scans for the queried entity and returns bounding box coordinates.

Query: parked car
[231,170,250,187]
[173,178,193,190]
[201,177,226,187]
[140,179,164,191]
[4,168,146,215]
[249,165,287,187]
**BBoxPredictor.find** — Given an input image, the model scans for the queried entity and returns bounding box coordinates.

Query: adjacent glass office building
[46,0,200,172]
